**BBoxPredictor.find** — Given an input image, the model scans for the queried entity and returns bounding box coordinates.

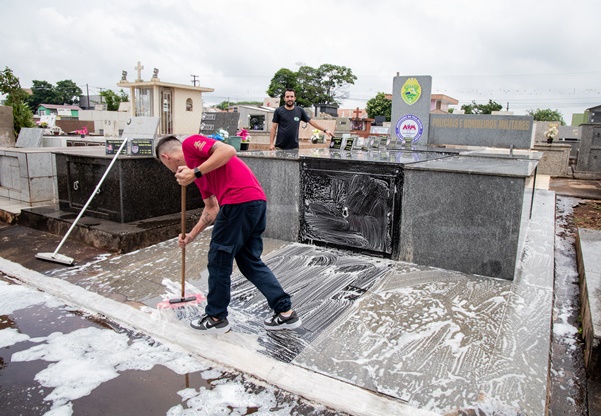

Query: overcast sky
[2,0,600,121]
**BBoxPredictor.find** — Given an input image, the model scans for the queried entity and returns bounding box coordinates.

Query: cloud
[1,0,600,118]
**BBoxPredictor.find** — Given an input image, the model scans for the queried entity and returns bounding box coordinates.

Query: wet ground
[549,197,587,415]
[0,177,600,415]
[0,274,345,416]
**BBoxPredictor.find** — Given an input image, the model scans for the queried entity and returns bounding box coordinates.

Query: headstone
[15,128,43,148]
[121,116,159,140]
[391,75,432,146]
[199,112,240,138]
[335,117,352,133]
[373,116,387,126]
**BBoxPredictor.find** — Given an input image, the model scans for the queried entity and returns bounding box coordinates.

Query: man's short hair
[284,88,296,95]
[155,135,181,159]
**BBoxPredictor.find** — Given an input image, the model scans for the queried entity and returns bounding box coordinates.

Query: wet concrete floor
[0,178,599,415]
[0,274,345,416]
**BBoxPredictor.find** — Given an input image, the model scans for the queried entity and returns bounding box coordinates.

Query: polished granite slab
[292,189,555,415]
[239,147,454,165]
[405,155,539,177]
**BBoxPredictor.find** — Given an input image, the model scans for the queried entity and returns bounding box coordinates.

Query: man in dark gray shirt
[269,88,333,150]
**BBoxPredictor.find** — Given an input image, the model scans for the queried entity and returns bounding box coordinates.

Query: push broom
[157,185,205,320]
[36,138,129,266]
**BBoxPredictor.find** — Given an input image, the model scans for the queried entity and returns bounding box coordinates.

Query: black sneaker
[190,314,231,334]
[263,310,302,330]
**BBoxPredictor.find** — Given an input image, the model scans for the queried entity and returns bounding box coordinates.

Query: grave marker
[15,128,43,148]
[199,112,240,138]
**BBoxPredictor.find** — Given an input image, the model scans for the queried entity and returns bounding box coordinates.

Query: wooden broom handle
[181,185,186,298]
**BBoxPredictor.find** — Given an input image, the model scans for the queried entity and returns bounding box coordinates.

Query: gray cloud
[1,0,600,120]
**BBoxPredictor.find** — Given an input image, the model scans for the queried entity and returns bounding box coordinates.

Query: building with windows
[117,64,214,135]
[36,104,82,119]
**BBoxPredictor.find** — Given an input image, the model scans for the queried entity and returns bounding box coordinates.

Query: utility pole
[97,87,105,105]
[191,75,199,86]
[86,84,90,110]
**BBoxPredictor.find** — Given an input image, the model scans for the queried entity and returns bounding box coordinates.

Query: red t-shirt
[182,135,266,205]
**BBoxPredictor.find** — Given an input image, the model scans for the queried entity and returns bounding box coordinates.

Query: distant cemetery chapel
[117,61,214,136]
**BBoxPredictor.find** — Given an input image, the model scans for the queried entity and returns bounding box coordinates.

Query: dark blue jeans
[205,200,291,319]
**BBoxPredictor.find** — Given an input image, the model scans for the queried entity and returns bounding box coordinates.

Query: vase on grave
[226,136,241,152]
[546,138,553,144]
[240,142,249,151]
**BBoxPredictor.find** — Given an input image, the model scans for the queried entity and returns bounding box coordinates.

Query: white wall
[173,90,203,135]
[79,110,130,137]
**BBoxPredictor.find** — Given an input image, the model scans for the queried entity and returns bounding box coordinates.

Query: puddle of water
[0,276,344,416]
[549,196,587,415]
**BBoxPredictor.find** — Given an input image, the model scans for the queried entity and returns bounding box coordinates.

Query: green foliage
[266,68,298,106]
[100,89,129,111]
[55,80,82,105]
[366,92,392,121]
[214,100,262,110]
[526,108,565,125]
[12,101,35,133]
[267,64,356,107]
[26,79,83,111]
[461,99,503,115]
[0,67,34,137]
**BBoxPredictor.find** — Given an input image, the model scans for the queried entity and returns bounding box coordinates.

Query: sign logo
[395,114,424,143]
[401,78,422,105]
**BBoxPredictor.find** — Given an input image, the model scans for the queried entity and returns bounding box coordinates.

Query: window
[186,98,193,112]
[135,88,153,117]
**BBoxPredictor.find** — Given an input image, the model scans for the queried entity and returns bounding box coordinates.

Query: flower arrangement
[310,129,321,144]
[209,128,229,142]
[237,128,251,142]
[544,126,559,140]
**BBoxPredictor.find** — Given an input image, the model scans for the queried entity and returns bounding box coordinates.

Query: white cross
[134,61,144,81]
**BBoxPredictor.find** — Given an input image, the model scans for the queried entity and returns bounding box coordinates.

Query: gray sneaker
[190,314,231,334]
[263,310,302,330]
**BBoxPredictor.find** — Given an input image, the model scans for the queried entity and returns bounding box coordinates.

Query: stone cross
[353,107,362,119]
[135,61,144,82]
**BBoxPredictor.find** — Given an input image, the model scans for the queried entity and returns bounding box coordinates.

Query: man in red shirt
[156,135,302,333]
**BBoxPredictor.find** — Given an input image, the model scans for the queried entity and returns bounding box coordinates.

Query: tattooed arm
[178,195,219,247]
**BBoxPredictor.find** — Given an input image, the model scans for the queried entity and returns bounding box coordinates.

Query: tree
[214,100,262,110]
[99,89,129,111]
[55,80,82,105]
[27,80,59,111]
[366,92,392,121]
[266,68,298,106]
[26,79,83,111]
[527,108,565,125]
[461,99,503,115]
[267,64,356,107]
[0,66,34,137]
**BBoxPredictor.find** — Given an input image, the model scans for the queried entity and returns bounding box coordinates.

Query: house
[36,104,82,119]
[430,94,458,114]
